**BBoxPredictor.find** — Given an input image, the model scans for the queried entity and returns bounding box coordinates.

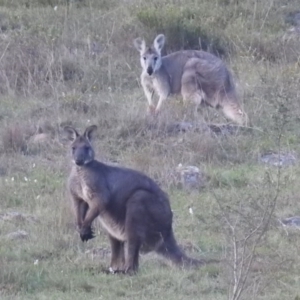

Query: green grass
[0,0,300,299]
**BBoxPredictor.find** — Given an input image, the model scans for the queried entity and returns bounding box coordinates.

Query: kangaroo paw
[80,227,95,242]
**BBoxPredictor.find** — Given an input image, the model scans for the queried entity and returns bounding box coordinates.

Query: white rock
[6,230,28,240]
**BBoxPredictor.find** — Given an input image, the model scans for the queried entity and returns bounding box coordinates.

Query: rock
[166,122,194,133]
[6,230,28,240]
[176,164,207,190]
[31,133,50,144]
[85,247,110,259]
[90,41,103,56]
[206,123,242,135]
[260,151,297,167]
[279,216,300,228]
[285,11,300,26]
[0,211,38,223]
[282,26,300,42]
[166,121,244,136]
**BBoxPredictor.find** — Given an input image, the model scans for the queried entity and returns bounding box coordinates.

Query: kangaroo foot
[108,265,137,276]
[154,108,161,116]
[147,104,156,115]
[107,267,125,275]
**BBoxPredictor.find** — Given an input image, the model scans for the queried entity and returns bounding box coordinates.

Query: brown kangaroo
[65,125,212,274]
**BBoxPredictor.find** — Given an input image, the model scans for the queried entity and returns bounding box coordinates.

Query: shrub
[0,0,119,9]
[135,4,230,57]
[2,124,29,153]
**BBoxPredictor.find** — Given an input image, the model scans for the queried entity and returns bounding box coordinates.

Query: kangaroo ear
[64,126,79,142]
[134,37,146,53]
[153,34,165,53]
[84,125,98,142]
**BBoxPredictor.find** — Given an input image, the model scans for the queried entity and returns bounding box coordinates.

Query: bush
[135,4,230,57]
[1,124,29,153]
[0,0,118,9]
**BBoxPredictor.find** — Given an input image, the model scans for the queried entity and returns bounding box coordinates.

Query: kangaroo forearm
[81,205,100,228]
[71,196,86,228]
[73,190,108,230]
[79,204,100,242]
[77,201,88,228]
[145,90,153,106]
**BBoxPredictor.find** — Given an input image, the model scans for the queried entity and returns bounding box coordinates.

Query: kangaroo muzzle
[147,66,153,76]
[73,150,92,166]
[75,158,85,166]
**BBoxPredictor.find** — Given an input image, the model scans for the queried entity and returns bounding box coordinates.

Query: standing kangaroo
[65,125,211,274]
[134,34,247,125]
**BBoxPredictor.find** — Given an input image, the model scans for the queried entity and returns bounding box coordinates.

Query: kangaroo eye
[154,57,158,61]
[143,56,146,60]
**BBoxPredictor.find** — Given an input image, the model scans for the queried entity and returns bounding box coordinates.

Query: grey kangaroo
[134,34,247,125]
[65,125,212,274]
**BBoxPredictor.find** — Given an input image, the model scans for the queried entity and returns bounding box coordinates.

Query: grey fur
[134,34,247,124]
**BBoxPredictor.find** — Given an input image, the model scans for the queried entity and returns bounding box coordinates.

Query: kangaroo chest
[80,183,126,241]
[74,175,127,242]
[151,73,180,95]
[76,182,95,207]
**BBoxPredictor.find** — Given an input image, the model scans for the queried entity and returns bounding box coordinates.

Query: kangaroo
[65,125,214,274]
[134,34,247,125]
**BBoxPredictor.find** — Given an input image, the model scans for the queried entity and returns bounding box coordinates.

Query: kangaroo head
[134,34,165,76]
[64,125,98,166]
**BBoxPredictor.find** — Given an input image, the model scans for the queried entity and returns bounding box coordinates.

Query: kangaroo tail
[156,231,219,267]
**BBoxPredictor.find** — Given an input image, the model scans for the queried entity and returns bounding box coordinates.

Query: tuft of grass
[1,124,29,153]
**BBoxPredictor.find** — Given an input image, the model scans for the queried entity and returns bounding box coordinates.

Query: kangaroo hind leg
[122,191,150,274]
[181,73,206,120]
[219,92,247,125]
[109,235,125,273]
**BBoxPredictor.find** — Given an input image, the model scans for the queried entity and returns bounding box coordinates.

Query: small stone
[1,212,27,222]
[85,247,110,258]
[260,151,297,167]
[279,216,300,228]
[32,133,50,144]
[285,11,300,26]
[6,230,28,240]
[176,164,207,190]
[167,122,194,133]
[282,26,300,42]
[0,211,38,223]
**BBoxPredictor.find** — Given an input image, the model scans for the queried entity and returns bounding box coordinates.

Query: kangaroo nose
[147,67,153,75]
[75,158,84,166]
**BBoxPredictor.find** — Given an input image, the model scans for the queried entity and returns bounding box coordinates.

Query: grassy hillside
[0,0,300,299]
